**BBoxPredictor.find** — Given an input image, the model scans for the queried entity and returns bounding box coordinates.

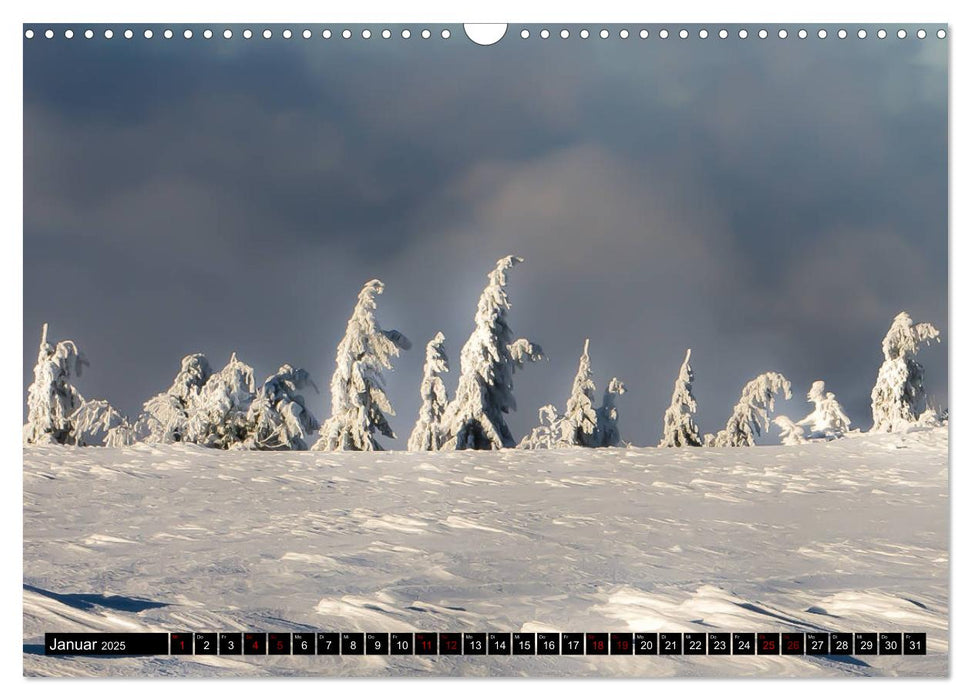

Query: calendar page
[22,21,948,678]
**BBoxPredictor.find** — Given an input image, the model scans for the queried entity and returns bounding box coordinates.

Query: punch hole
[24,29,34,39]
[464,24,507,46]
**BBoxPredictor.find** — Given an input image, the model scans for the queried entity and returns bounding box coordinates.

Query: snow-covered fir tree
[245,365,320,450]
[559,339,599,447]
[595,377,627,447]
[23,323,88,445]
[314,279,411,451]
[407,332,450,451]
[773,415,808,446]
[658,348,702,447]
[442,256,544,450]
[69,399,133,447]
[801,380,851,440]
[712,372,792,447]
[773,380,851,445]
[184,352,256,449]
[518,404,565,449]
[870,311,941,432]
[134,353,213,443]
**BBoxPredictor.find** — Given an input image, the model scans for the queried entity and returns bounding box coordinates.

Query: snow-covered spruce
[23,323,88,445]
[133,353,213,444]
[658,349,701,447]
[792,380,851,441]
[558,339,599,447]
[408,332,450,451]
[870,311,941,432]
[518,404,565,449]
[69,399,133,447]
[314,280,411,452]
[442,256,543,450]
[520,339,624,449]
[245,365,320,450]
[595,377,627,447]
[184,353,256,449]
[773,415,807,446]
[711,372,792,447]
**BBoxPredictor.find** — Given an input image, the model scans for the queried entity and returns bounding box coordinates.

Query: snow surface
[23,428,948,677]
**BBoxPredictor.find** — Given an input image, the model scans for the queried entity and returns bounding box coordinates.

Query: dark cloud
[23,25,948,445]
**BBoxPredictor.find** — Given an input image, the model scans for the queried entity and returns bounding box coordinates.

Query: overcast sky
[23,25,948,447]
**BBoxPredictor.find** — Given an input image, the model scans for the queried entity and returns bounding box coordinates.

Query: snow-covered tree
[658,349,702,447]
[408,332,450,451]
[559,339,599,447]
[313,280,411,451]
[713,372,792,447]
[245,365,320,450]
[773,415,808,446]
[184,352,256,449]
[442,256,544,450]
[518,404,565,450]
[871,311,941,432]
[68,399,132,447]
[134,353,213,444]
[23,323,88,445]
[802,380,851,439]
[595,377,627,447]
[773,380,851,445]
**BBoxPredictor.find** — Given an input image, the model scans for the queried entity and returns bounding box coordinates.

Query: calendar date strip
[44,631,927,657]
